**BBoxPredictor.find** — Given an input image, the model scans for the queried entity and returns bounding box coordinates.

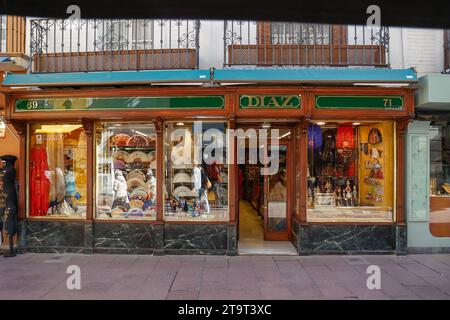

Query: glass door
[263,141,290,240]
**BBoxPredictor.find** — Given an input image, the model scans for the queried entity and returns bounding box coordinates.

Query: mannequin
[192,160,202,215]
[0,155,18,257]
[113,169,128,201]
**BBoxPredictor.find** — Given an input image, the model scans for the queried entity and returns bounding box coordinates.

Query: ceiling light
[317,122,326,126]
[353,122,361,126]
[176,122,184,126]
[261,123,271,129]
[279,132,291,139]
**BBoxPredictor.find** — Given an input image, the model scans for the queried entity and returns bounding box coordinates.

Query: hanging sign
[315,95,404,110]
[239,95,301,109]
[15,96,225,111]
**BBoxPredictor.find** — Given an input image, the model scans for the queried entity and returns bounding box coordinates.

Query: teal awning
[2,69,211,86]
[2,68,417,87]
[214,68,417,83]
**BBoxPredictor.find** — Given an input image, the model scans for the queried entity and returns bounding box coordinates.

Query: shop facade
[1,69,416,255]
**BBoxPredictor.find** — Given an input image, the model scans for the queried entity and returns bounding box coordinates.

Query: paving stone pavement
[1,253,450,300]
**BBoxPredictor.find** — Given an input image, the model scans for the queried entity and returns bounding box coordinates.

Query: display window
[29,124,87,218]
[307,121,395,222]
[164,121,229,221]
[95,122,157,220]
[429,122,450,237]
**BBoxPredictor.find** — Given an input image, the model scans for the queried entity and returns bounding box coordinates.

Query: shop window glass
[307,121,394,222]
[96,123,157,220]
[429,122,450,237]
[29,124,87,218]
[164,121,229,221]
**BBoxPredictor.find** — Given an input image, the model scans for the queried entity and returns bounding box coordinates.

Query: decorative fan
[127,135,149,147]
[173,186,193,198]
[173,172,192,184]
[148,150,156,162]
[126,169,146,181]
[111,134,131,147]
[128,151,149,163]
[127,178,147,191]
[112,150,131,163]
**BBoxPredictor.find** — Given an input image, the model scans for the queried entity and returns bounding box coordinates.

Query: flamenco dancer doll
[0,155,18,257]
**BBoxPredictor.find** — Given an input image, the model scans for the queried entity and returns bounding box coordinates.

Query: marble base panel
[164,224,228,255]
[294,222,401,255]
[93,222,157,254]
[227,224,238,256]
[396,224,407,255]
[26,220,86,253]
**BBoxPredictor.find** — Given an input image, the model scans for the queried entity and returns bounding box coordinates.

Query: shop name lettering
[241,95,300,108]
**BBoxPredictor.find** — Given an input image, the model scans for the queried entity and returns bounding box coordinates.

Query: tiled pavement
[1,253,450,300]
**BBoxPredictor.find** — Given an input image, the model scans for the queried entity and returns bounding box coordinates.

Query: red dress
[30,147,50,216]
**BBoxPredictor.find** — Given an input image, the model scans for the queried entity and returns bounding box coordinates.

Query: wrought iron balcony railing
[30,18,200,73]
[224,21,390,67]
[0,15,26,54]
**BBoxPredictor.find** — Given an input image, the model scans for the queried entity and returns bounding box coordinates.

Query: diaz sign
[240,95,301,109]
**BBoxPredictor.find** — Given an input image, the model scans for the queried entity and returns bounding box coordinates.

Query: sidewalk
[1,253,450,300]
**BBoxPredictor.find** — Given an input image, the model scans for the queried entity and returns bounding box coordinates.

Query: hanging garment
[65,171,76,196]
[30,147,51,216]
[308,124,323,152]
[46,133,64,204]
[336,125,355,149]
[73,130,87,207]
[55,167,66,203]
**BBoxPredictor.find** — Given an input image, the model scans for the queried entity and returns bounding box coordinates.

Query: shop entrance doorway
[236,124,296,255]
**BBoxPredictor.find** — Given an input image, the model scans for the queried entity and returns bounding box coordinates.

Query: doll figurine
[352,185,358,206]
[345,180,352,206]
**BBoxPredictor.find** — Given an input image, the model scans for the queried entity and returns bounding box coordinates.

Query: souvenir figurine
[345,180,352,206]
[325,179,332,193]
[352,186,358,206]
[335,186,342,206]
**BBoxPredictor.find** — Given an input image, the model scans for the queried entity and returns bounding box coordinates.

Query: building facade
[0,16,448,254]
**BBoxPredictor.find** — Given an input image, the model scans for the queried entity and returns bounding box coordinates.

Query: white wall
[389,27,444,76]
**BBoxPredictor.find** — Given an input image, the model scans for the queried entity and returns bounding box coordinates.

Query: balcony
[30,19,200,73]
[0,15,29,72]
[224,21,390,67]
